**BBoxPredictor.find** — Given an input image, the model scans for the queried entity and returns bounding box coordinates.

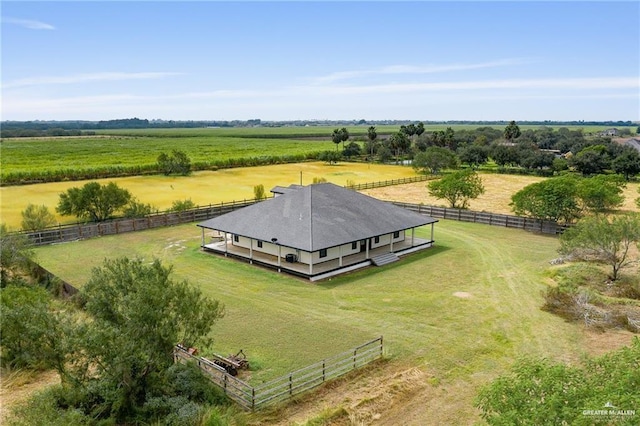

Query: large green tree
[65,257,225,421]
[428,169,485,209]
[570,145,610,175]
[577,174,626,213]
[476,338,640,425]
[388,132,411,162]
[412,147,459,175]
[366,125,378,160]
[503,120,521,144]
[559,213,640,281]
[331,127,349,151]
[457,145,489,169]
[612,146,640,180]
[491,144,520,168]
[57,181,132,222]
[157,149,192,176]
[510,175,581,223]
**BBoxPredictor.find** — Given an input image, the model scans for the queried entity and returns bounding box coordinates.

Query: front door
[360,239,367,253]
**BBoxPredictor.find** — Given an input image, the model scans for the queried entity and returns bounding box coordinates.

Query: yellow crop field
[0,162,418,229]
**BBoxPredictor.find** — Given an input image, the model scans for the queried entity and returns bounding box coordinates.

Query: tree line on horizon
[1,118,638,138]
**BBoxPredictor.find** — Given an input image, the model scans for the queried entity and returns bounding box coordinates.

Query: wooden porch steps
[371,252,400,266]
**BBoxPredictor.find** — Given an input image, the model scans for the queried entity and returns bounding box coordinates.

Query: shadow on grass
[316,243,453,290]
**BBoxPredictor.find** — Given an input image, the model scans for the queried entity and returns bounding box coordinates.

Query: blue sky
[2,1,639,121]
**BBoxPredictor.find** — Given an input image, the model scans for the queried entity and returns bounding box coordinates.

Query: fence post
[380,336,383,358]
[289,374,293,395]
[252,388,256,410]
[322,360,326,382]
[354,349,357,369]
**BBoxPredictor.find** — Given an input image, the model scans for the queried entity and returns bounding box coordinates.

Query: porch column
[224,232,228,256]
[339,245,343,267]
[309,252,313,275]
[249,239,253,264]
[430,223,434,243]
[366,239,369,259]
[390,235,394,253]
[201,228,205,247]
[411,228,415,246]
[277,244,281,271]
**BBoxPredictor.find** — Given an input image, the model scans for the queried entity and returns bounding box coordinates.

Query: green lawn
[33,219,582,386]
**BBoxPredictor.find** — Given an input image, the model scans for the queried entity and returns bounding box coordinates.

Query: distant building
[599,128,619,137]
[197,183,437,281]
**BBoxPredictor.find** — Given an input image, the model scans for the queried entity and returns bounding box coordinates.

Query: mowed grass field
[33,219,588,423]
[0,162,418,229]
[363,174,640,215]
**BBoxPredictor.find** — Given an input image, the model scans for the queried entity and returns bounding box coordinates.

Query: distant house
[599,128,619,137]
[197,183,437,281]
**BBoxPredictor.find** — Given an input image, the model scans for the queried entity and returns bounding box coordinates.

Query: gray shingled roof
[197,183,436,252]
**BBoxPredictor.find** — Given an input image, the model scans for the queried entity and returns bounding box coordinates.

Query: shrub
[20,204,56,231]
[122,198,157,218]
[253,184,266,200]
[170,199,196,212]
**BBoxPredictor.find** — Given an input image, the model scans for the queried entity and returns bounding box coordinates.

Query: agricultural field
[0,123,621,181]
[33,219,604,424]
[0,162,419,229]
[0,133,334,179]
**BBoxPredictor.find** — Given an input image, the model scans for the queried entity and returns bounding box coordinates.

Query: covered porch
[200,232,434,281]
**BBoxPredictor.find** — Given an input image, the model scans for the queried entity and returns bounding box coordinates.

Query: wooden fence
[19,199,259,246]
[347,175,432,190]
[392,202,569,234]
[174,336,384,411]
[16,177,567,246]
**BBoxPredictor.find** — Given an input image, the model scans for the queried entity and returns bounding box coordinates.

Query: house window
[319,249,327,258]
[352,241,357,250]
[374,236,380,244]
[257,240,263,248]
[233,235,239,242]
[393,231,400,239]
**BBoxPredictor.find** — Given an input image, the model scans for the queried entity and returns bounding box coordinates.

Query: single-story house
[599,128,619,137]
[197,183,438,280]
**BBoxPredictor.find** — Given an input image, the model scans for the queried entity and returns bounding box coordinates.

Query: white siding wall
[231,230,408,265]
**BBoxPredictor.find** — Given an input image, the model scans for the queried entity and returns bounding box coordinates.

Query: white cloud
[3,76,637,121]
[290,77,639,96]
[2,72,183,89]
[309,58,534,85]
[2,17,55,30]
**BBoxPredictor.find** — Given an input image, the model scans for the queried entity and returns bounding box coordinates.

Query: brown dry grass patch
[362,173,640,215]
[0,369,60,424]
